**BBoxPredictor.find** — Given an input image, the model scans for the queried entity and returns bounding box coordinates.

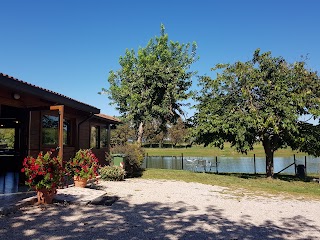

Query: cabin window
[0,128,15,150]
[100,126,108,148]
[90,126,100,149]
[42,115,71,146]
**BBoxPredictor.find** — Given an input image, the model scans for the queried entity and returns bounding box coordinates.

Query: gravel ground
[0,179,320,240]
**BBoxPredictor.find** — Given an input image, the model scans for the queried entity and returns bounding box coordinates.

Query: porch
[0,73,120,193]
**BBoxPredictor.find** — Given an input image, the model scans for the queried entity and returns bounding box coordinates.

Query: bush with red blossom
[21,151,65,190]
[66,149,100,180]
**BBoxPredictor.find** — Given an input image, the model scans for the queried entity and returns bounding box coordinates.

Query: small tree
[153,131,167,148]
[194,49,320,177]
[168,118,188,147]
[143,120,163,147]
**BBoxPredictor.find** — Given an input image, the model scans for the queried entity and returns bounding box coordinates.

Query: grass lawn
[140,168,320,199]
[144,143,307,157]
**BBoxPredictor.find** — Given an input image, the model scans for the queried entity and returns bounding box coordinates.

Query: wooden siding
[92,148,108,166]
[29,111,41,156]
[78,120,90,149]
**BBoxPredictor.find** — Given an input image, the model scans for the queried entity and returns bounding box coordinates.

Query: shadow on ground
[0,197,319,239]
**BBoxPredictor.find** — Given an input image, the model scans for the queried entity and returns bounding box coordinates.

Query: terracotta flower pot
[37,188,57,204]
[73,176,88,188]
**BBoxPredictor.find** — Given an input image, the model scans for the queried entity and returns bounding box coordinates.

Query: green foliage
[100,166,125,181]
[143,120,168,147]
[42,115,70,145]
[110,144,145,177]
[42,128,58,145]
[111,121,136,145]
[66,149,100,180]
[102,24,198,143]
[143,121,160,145]
[0,128,15,149]
[168,118,188,147]
[194,49,320,177]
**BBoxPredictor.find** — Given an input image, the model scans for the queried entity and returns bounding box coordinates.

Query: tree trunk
[262,138,274,178]
[137,122,144,145]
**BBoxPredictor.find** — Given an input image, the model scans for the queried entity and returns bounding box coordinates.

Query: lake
[142,155,320,175]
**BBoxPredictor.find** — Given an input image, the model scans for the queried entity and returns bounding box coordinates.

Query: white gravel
[1,178,320,240]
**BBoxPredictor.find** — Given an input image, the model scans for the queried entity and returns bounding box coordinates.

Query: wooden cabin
[0,72,120,191]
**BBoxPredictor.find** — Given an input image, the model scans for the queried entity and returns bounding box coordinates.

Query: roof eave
[0,74,100,114]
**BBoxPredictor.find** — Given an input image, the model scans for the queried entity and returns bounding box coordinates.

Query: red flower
[21,151,66,190]
[67,149,99,180]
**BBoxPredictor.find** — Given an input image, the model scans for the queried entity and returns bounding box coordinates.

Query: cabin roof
[94,113,121,124]
[0,72,100,114]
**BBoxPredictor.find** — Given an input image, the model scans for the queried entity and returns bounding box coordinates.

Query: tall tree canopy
[194,49,320,177]
[102,24,198,143]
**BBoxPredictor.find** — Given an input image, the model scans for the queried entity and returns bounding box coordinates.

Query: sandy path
[0,179,319,239]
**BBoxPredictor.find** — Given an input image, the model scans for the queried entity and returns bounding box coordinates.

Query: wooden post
[181,153,183,170]
[50,105,64,163]
[175,156,177,169]
[215,156,218,174]
[305,156,307,176]
[254,154,256,175]
[161,156,163,169]
[294,154,296,175]
[107,124,111,153]
[145,153,148,169]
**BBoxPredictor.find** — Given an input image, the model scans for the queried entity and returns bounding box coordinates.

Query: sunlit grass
[140,168,320,199]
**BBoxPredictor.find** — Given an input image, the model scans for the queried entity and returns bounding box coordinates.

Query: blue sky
[1,0,319,119]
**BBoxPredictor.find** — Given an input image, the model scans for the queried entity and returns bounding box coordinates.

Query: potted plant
[21,150,65,204]
[66,149,100,187]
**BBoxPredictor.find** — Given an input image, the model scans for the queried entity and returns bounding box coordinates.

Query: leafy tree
[103,24,198,144]
[168,118,188,147]
[143,120,162,147]
[194,49,320,177]
[153,130,167,148]
[111,121,136,145]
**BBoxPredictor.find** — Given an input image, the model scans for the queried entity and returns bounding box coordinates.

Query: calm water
[142,156,320,175]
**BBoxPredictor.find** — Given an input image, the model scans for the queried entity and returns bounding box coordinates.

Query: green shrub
[100,166,125,181]
[109,143,145,177]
